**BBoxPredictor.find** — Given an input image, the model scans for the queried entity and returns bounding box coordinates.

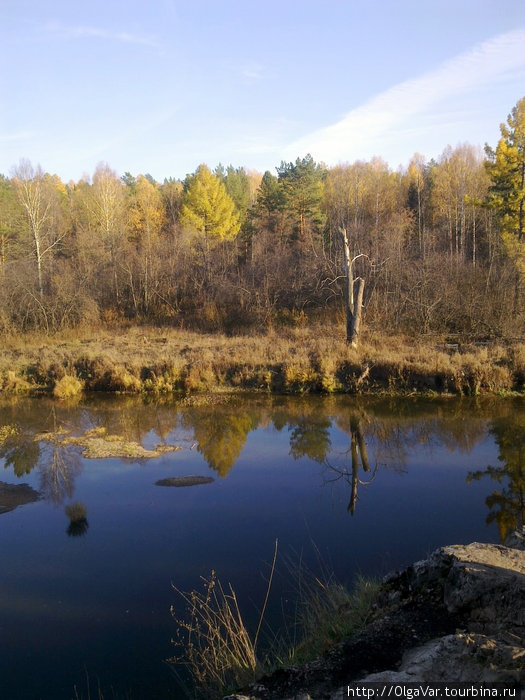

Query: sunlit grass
[170,542,379,698]
[170,541,278,698]
[0,324,523,396]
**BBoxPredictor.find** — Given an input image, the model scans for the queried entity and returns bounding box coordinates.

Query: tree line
[0,97,523,338]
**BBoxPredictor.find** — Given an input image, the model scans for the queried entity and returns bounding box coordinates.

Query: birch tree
[12,159,67,299]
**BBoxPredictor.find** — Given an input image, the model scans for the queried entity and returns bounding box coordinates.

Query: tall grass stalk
[170,540,278,698]
[170,542,380,698]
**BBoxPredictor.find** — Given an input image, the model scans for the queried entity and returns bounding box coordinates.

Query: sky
[1,0,524,183]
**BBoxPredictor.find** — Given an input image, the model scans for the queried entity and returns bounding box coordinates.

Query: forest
[0,98,524,341]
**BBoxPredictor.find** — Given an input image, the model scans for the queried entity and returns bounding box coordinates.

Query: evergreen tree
[485,97,525,275]
[276,154,326,240]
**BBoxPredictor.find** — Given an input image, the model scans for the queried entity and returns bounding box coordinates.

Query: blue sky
[1,0,524,182]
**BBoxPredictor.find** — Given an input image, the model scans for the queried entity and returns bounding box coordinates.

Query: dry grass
[53,374,84,399]
[0,324,523,396]
[170,542,379,698]
[65,501,87,523]
[283,570,379,666]
[170,541,278,698]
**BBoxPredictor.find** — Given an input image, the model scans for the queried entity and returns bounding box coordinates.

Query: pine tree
[276,154,326,240]
[485,97,525,276]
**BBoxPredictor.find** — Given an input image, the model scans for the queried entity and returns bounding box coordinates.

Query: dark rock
[227,538,525,700]
[155,475,214,487]
[0,480,40,514]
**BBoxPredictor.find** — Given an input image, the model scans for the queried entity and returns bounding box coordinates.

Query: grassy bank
[1,324,524,397]
[170,550,379,698]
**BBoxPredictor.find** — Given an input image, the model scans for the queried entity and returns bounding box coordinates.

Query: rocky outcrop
[227,538,525,700]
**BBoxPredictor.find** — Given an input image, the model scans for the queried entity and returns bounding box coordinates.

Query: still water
[0,394,523,699]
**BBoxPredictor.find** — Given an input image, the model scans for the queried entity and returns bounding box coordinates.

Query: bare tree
[340,227,365,347]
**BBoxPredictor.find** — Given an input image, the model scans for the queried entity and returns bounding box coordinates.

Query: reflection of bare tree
[39,438,81,505]
[38,411,82,506]
[324,412,379,515]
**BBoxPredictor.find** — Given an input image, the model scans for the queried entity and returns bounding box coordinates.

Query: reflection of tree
[38,435,81,505]
[183,408,258,477]
[0,415,82,507]
[468,416,525,543]
[0,430,40,476]
[81,396,183,448]
[289,415,331,463]
[36,409,82,506]
[325,412,376,515]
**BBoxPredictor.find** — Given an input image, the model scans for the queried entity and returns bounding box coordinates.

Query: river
[0,394,522,698]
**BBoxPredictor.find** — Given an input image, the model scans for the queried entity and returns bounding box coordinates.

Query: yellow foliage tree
[180,164,240,246]
[127,175,165,312]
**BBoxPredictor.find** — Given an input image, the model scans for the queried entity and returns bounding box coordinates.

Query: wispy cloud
[0,130,36,144]
[43,21,160,49]
[283,27,525,165]
[241,63,264,81]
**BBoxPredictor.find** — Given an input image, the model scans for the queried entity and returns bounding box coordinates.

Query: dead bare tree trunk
[340,226,365,348]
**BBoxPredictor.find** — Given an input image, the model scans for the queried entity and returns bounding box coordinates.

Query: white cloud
[241,63,264,81]
[283,27,525,166]
[43,21,160,49]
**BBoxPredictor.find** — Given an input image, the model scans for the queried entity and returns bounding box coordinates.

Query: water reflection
[468,415,525,543]
[289,413,332,463]
[181,405,259,476]
[65,501,89,537]
[38,431,81,506]
[1,395,523,535]
[323,412,375,515]
[0,480,40,513]
[0,424,40,476]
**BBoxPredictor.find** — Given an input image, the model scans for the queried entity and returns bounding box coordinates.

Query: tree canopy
[485,97,525,276]
[180,164,240,243]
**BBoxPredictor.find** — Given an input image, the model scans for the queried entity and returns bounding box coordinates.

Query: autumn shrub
[141,363,185,393]
[53,374,84,399]
[65,501,87,523]
[1,370,31,394]
[280,361,319,393]
[106,366,141,392]
[508,343,525,389]
[183,362,216,393]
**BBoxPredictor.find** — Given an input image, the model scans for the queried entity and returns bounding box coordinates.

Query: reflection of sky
[0,399,505,698]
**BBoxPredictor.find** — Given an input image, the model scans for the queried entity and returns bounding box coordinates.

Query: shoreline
[227,537,525,699]
[1,326,524,398]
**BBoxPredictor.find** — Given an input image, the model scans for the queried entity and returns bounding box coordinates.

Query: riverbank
[227,536,525,699]
[1,325,524,397]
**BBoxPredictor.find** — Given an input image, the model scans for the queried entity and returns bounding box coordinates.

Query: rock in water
[155,476,214,487]
[0,481,40,514]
